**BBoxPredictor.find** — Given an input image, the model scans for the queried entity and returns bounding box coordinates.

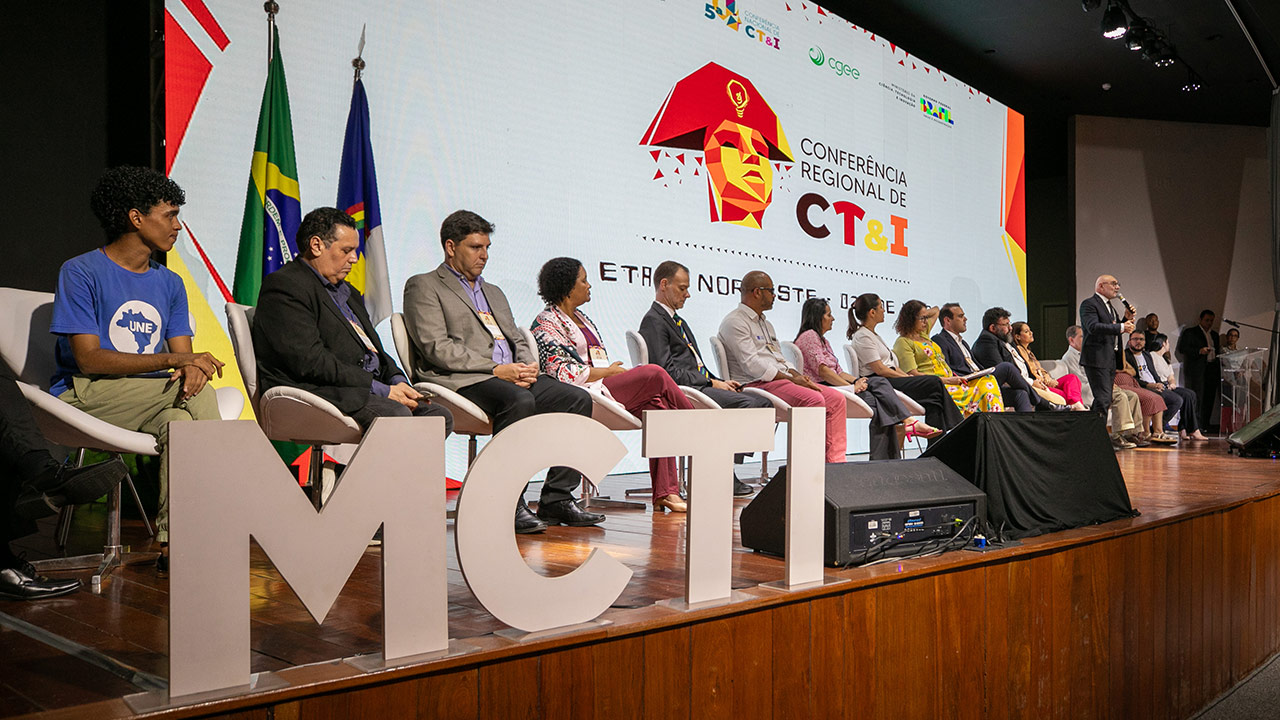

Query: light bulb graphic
[726,79,749,118]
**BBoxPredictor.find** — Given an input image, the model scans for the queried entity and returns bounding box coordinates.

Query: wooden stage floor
[2,439,1279,719]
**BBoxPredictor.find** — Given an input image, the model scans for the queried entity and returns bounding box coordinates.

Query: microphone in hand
[1116,292,1136,320]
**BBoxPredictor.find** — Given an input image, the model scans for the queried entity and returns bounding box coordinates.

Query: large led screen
[166,1,1026,472]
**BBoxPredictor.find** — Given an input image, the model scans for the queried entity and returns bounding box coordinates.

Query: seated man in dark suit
[252,206,453,436]
[638,260,770,498]
[932,304,1041,412]
[401,210,602,533]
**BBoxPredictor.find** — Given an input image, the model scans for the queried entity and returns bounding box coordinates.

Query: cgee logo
[809,46,860,79]
[640,62,793,229]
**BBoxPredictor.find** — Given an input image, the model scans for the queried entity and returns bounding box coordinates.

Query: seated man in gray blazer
[402,210,602,534]
[637,260,769,496]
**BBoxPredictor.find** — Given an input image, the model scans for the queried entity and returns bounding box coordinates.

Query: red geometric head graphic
[640,62,793,229]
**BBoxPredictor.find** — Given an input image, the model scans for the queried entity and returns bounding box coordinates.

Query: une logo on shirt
[108,300,163,354]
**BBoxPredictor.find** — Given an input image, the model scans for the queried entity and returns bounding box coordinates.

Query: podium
[1220,348,1269,433]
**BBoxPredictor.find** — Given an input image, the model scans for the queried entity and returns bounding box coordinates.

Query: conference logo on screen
[703,1,781,51]
[640,62,793,230]
[808,46,860,79]
[920,95,955,126]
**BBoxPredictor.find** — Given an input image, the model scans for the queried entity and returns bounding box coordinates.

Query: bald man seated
[717,271,848,463]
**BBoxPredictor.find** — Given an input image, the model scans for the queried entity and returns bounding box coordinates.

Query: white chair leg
[580,476,645,510]
[32,481,159,589]
[55,505,74,549]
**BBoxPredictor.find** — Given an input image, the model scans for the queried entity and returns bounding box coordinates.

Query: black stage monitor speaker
[1228,402,1280,457]
[739,458,986,567]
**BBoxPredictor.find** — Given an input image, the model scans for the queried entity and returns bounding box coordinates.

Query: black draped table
[921,412,1138,539]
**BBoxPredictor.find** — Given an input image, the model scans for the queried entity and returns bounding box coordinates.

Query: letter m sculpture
[167,417,447,698]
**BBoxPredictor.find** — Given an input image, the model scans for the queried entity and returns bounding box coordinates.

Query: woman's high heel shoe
[654,494,687,513]
[904,417,943,440]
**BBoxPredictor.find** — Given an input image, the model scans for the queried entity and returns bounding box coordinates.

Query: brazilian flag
[233,24,301,306]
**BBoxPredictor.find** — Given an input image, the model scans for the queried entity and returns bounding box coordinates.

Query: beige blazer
[401,263,536,391]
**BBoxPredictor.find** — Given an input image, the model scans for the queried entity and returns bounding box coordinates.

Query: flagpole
[264,1,278,64]
[353,24,367,83]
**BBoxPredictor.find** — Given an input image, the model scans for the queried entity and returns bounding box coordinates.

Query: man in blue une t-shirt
[50,166,223,570]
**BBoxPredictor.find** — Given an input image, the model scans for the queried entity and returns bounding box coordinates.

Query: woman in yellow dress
[890,299,1005,416]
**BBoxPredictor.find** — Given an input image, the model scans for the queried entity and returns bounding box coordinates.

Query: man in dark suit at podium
[1079,275,1135,415]
[638,261,769,496]
[933,304,1039,412]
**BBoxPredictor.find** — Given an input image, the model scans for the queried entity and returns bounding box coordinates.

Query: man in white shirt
[717,271,847,463]
[1062,325,1145,449]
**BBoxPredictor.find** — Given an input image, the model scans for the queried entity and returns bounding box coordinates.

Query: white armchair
[708,334,781,481]
[225,303,362,510]
[780,340,874,420]
[390,312,493,466]
[0,288,225,587]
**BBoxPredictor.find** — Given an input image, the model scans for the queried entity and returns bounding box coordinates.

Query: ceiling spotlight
[1102,1,1128,39]
[1082,0,1103,11]
[1182,68,1202,91]
[1145,41,1177,67]
[1125,22,1151,51]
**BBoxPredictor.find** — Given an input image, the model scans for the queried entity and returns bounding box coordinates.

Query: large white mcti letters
[641,407,776,605]
[453,413,634,633]
[168,417,448,697]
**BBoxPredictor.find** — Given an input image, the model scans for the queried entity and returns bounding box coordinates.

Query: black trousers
[0,377,61,562]
[857,376,912,460]
[989,362,1045,412]
[1084,365,1114,415]
[459,375,592,504]
[1156,386,1198,433]
[885,375,964,433]
[351,394,455,436]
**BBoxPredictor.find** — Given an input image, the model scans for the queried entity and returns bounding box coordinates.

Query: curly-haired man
[49,166,224,570]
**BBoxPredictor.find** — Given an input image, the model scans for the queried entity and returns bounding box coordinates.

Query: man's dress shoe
[0,562,80,600]
[516,500,548,534]
[536,499,605,527]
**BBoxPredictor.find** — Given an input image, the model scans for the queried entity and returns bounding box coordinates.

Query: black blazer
[971,329,1015,370]
[252,258,405,414]
[637,302,717,388]
[931,330,980,373]
[1079,294,1124,369]
[1175,325,1219,376]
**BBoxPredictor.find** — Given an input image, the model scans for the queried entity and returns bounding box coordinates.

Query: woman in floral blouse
[890,300,1005,417]
[531,257,693,513]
